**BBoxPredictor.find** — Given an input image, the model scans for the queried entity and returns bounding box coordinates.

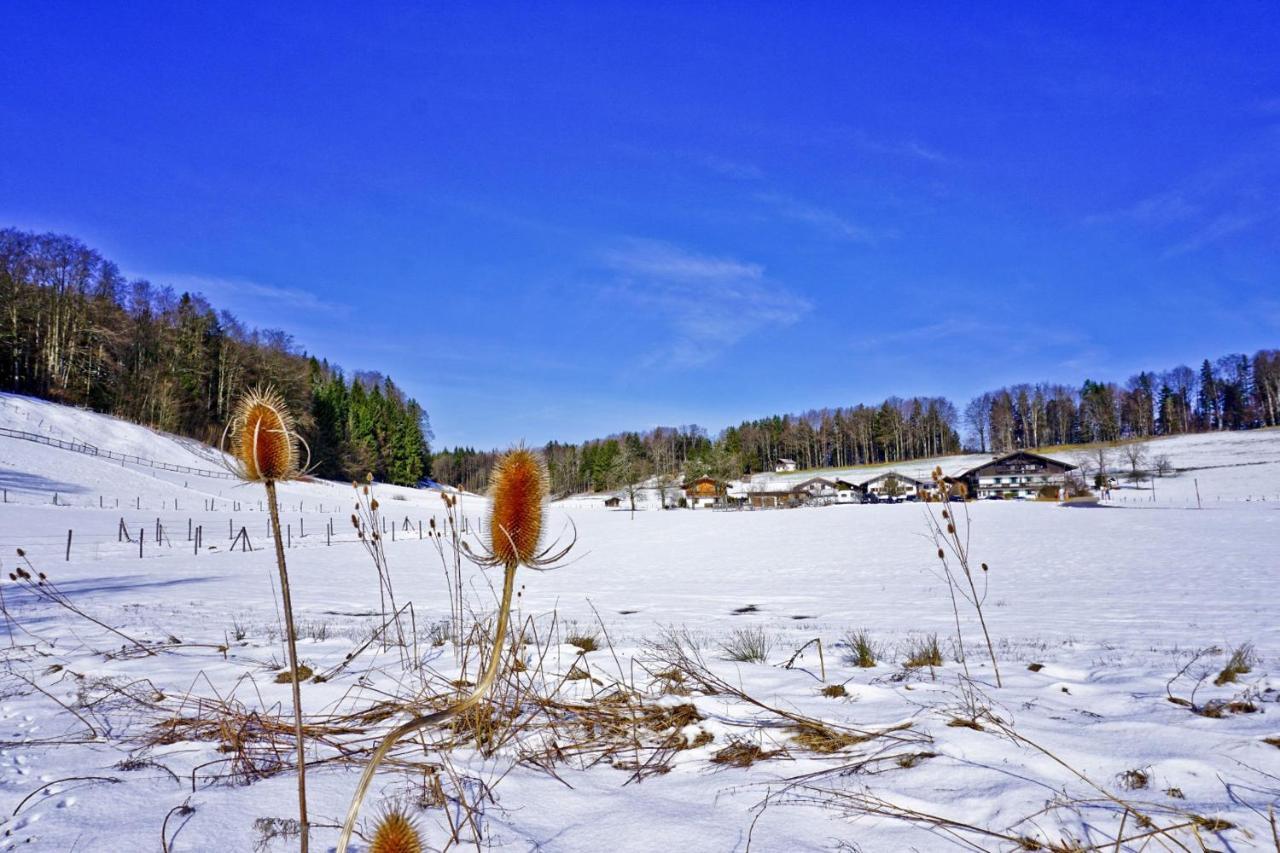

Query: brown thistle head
[225,387,304,482]
[369,808,423,853]
[487,447,548,569]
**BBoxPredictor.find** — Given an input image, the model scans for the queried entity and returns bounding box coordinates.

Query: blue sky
[3,3,1278,448]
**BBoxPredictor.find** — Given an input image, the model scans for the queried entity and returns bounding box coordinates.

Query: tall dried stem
[266,479,309,852]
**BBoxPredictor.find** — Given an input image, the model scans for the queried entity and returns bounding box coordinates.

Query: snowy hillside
[1,394,1278,851]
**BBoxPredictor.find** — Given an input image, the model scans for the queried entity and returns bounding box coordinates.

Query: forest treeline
[0,228,431,485]
[5,228,1277,497]
[437,351,1280,496]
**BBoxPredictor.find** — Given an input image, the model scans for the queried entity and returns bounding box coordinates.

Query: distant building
[603,496,622,508]
[833,478,862,503]
[748,488,801,509]
[775,458,798,473]
[793,476,840,505]
[859,471,928,500]
[960,451,1077,500]
[682,476,727,509]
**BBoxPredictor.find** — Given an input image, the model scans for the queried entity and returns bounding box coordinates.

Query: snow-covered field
[1,393,1277,851]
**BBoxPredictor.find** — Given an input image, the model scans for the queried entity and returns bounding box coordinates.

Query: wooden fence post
[139,528,144,558]
[66,529,72,561]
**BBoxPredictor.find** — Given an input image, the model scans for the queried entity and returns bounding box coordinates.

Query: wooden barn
[603,496,622,508]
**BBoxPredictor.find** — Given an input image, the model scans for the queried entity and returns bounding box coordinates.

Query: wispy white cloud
[600,239,810,368]
[142,273,347,317]
[1084,191,1198,227]
[756,193,885,243]
[1162,213,1260,257]
[698,154,764,181]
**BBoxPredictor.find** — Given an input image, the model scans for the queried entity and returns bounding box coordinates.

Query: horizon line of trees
[438,348,1278,496]
[1,227,432,485]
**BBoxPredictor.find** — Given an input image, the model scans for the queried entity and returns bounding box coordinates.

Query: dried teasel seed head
[371,498,379,511]
[981,562,989,572]
[941,509,949,520]
[351,514,359,528]
[366,472,374,484]
[488,447,549,570]
[937,548,945,560]
[7,573,15,582]
[946,523,955,534]
[16,548,25,557]
[369,808,423,853]
[227,387,300,482]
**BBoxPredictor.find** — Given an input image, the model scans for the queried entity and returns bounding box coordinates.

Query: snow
[1,392,1278,851]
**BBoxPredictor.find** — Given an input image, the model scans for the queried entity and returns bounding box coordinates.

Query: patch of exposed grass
[1213,643,1254,686]
[843,628,879,668]
[566,632,601,653]
[821,684,848,698]
[274,664,313,683]
[903,634,943,668]
[894,751,938,769]
[1264,736,1280,749]
[710,737,781,767]
[721,626,772,663]
[1117,768,1150,790]
[946,717,983,731]
[788,723,865,754]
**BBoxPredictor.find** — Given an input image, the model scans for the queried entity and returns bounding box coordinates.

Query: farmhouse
[682,476,727,509]
[793,476,840,505]
[859,471,928,500]
[833,478,862,503]
[961,450,1076,499]
[775,458,798,472]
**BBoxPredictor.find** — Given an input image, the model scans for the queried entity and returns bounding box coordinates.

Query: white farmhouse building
[960,450,1076,500]
[858,471,928,500]
[775,458,798,473]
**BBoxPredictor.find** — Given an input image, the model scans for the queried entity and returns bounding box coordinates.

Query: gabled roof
[961,450,1077,477]
[858,470,928,488]
[794,476,837,489]
[681,475,727,489]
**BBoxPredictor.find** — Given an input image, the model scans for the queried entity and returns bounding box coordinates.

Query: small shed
[775,458,798,473]
[603,496,623,508]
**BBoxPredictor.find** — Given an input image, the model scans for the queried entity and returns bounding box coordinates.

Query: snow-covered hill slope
[1,394,1277,851]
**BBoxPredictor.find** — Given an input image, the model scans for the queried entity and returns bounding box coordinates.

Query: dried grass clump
[1117,768,1150,790]
[844,629,879,668]
[821,684,848,698]
[788,723,865,754]
[564,624,601,653]
[370,808,423,853]
[721,626,772,663]
[711,737,782,768]
[1213,643,1254,686]
[904,634,943,668]
[275,665,314,683]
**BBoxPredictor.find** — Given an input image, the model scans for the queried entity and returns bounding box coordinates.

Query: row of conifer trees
[0,227,431,485]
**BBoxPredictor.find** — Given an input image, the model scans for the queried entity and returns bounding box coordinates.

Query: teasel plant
[222,387,314,851]
[336,447,574,852]
[924,466,1002,688]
